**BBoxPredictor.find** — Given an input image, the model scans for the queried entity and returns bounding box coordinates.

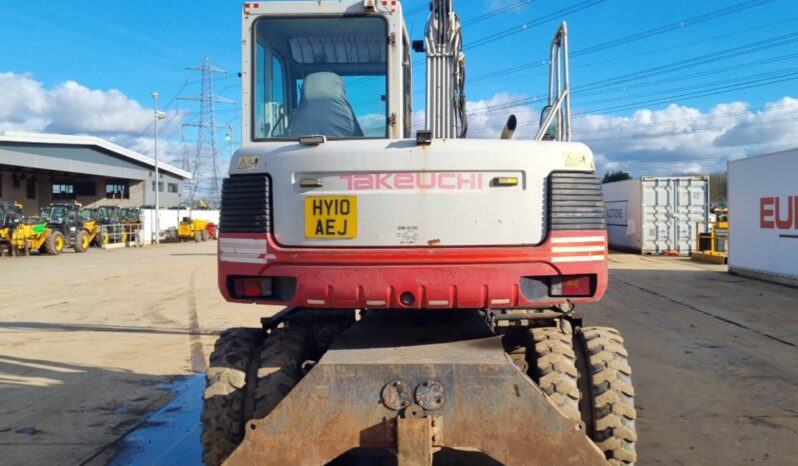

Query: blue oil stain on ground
[109,374,497,466]
[110,375,204,466]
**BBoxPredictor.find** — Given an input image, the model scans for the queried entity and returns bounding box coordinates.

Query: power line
[462,0,535,26]
[466,92,798,138]
[467,0,783,83]
[464,0,608,50]
[465,31,798,118]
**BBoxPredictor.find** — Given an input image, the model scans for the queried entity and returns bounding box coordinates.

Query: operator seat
[287,72,364,138]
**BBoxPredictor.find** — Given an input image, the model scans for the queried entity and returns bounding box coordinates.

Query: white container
[603,176,710,255]
[728,149,798,287]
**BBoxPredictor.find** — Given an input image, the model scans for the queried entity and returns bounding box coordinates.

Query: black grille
[220,175,271,233]
[549,172,606,231]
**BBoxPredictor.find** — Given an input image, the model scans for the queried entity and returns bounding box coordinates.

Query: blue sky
[1,0,797,175]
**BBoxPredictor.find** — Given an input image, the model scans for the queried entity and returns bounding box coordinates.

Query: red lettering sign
[338,173,486,191]
[761,196,797,230]
[760,197,775,229]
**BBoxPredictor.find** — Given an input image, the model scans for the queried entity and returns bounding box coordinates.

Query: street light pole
[152,91,165,245]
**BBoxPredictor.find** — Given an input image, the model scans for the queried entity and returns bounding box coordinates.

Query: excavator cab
[252,14,393,139]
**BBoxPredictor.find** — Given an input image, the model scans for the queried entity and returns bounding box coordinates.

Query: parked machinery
[0,201,24,256]
[40,203,103,253]
[692,217,729,264]
[178,216,217,242]
[201,2,636,465]
[119,207,144,245]
[92,205,127,245]
[1,203,61,257]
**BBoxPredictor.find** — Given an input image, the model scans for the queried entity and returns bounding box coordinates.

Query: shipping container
[728,149,798,287]
[602,176,710,255]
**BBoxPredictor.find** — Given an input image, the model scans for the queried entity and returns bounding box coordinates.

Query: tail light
[550,275,593,297]
[228,276,297,301]
[233,277,273,298]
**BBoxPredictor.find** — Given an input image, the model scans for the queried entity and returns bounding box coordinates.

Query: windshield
[97,207,111,221]
[39,207,51,221]
[50,206,67,224]
[81,209,94,221]
[253,16,388,140]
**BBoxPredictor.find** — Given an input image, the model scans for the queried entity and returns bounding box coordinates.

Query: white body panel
[728,149,798,286]
[603,177,709,254]
[230,139,596,247]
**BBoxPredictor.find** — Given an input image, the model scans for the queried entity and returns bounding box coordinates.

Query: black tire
[201,229,209,242]
[194,230,202,242]
[94,228,108,247]
[576,327,637,465]
[41,231,63,256]
[252,326,312,419]
[74,231,89,253]
[529,326,581,422]
[201,328,263,466]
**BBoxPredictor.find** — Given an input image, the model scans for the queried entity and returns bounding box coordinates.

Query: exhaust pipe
[500,114,517,140]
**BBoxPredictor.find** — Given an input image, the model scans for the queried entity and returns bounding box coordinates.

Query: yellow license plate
[305,196,357,239]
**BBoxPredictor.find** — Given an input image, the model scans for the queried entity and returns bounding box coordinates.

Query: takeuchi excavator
[203,1,637,465]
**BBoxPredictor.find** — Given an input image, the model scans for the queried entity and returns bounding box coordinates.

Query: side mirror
[539,105,560,141]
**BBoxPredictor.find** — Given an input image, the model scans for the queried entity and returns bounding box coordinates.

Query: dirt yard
[0,243,795,465]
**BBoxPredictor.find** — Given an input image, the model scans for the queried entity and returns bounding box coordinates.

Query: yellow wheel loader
[178,217,217,242]
[1,202,62,256]
[40,203,102,253]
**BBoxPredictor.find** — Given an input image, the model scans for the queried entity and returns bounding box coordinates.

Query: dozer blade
[225,310,608,466]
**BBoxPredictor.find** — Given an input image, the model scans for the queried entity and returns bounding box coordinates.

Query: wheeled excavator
[202,2,637,465]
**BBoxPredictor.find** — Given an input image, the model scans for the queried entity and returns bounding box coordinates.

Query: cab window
[253,16,389,140]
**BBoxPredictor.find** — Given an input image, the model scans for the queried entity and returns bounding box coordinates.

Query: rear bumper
[217,231,608,309]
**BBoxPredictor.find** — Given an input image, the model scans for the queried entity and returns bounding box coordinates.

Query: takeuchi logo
[340,173,485,190]
[760,196,797,230]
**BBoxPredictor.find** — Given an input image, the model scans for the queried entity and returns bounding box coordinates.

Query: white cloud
[411,92,539,138]
[0,71,184,134]
[0,71,184,166]
[460,91,798,176]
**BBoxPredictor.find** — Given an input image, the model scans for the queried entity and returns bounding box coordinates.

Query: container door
[641,178,674,253]
[674,178,709,253]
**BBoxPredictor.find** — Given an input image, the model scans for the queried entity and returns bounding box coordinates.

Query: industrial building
[0,131,191,215]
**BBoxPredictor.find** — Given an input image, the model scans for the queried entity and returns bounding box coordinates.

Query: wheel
[54,232,65,253]
[75,231,89,253]
[194,230,202,242]
[251,326,312,420]
[202,328,263,466]
[41,231,63,256]
[528,326,581,422]
[575,327,637,465]
[201,325,313,466]
[201,229,209,241]
[94,229,109,247]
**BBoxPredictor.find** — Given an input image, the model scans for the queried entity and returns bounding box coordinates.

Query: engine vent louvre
[549,172,606,231]
[220,175,271,233]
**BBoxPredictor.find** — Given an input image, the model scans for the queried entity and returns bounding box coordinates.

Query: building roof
[0,131,191,179]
